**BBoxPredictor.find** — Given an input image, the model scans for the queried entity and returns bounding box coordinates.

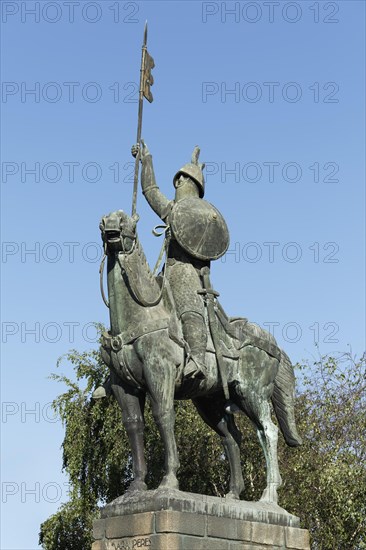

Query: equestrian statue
[92,24,302,505]
[94,139,302,504]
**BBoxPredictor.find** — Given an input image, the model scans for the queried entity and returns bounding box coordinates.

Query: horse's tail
[271,350,302,447]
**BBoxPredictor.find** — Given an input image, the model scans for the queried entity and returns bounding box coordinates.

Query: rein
[99,225,170,309]
[152,224,170,275]
[99,245,109,308]
[99,233,137,309]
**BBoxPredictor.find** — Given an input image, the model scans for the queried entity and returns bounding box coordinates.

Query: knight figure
[93,141,231,397]
[136,140,229,380]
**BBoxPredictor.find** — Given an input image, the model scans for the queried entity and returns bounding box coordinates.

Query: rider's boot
[181,311,208,380]
[92,375,112,400]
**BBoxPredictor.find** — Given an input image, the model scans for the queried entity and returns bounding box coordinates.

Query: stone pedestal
[93,489,310,550]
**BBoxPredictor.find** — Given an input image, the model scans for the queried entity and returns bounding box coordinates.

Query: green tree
[278,352,366,549]
[40,345,365,550]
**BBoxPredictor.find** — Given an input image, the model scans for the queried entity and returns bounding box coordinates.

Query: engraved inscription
[110,537,152,550]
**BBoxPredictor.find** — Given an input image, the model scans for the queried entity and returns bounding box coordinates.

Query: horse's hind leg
[111,378,147,492]
[193,396,244,500]
[246,397,282,504]
[236,347,282,504]
[149,382,180,490]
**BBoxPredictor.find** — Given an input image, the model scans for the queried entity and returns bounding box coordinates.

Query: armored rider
[93,142,229,398]
[132,141,229,380]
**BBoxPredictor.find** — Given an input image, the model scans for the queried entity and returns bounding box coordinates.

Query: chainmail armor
[167,261,205,319]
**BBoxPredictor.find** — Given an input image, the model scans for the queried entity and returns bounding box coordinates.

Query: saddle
[158,270,281,364]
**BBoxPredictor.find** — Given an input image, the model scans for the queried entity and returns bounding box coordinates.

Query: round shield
[170,197,230,261]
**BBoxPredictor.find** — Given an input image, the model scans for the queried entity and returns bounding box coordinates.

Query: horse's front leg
[150,393,180,490]
[111,377,147,492]
[137,333,180,490]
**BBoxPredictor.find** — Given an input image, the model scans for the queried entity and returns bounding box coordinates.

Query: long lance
[132,22,148,216]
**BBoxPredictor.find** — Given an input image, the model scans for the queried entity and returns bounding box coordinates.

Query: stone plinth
[93,489,310,550]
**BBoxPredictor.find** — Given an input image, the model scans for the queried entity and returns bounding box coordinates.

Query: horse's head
[100,210,139,254]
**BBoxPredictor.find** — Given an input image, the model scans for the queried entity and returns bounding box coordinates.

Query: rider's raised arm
[140,148,171,221]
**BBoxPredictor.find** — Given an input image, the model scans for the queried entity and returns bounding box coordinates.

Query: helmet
[173,146,205,198]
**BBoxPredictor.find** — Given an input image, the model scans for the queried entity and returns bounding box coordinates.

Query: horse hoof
[225,491,240,500]
[260,485,278,504]
[158,475,179,491]
[126,480,147,493]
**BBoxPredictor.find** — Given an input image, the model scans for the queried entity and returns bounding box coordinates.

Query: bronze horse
[99,210,302,504]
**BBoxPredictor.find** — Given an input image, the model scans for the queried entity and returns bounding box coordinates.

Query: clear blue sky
[1,1,365,548]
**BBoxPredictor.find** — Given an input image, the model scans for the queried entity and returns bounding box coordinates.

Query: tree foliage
[280,352,366,548]
[39,345,365,550]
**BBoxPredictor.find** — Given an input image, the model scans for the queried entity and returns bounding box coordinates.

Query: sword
[198,266,230,400]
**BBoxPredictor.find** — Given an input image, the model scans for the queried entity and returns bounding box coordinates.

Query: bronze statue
[93,25,301,506]
[95,150,302,502]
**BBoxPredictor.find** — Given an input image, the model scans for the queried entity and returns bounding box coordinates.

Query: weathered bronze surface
[170,197,229,261]
[95,142,302,507]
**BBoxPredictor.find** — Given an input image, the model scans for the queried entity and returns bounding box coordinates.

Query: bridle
[99,217,169,309]
[99,218,138,309]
